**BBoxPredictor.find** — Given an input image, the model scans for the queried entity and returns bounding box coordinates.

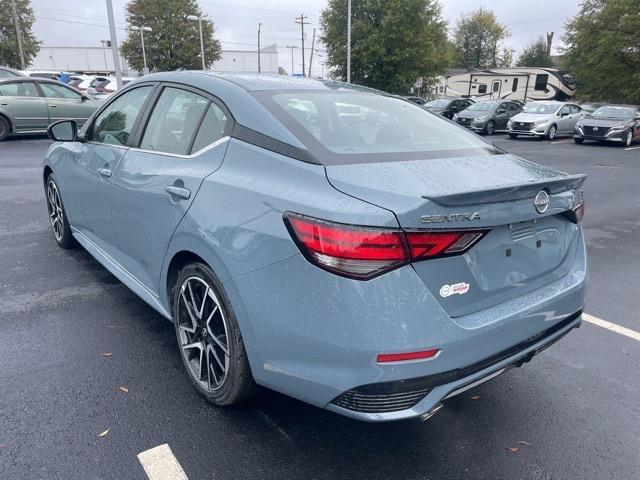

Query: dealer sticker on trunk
[439,282,470,298]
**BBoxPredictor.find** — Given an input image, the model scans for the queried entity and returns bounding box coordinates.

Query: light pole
[286,45,298,76]
[187,15,206,70]
[100,40,109,72]
[347,0,351,83]
[130,25,152,74]
[106,0,122,88]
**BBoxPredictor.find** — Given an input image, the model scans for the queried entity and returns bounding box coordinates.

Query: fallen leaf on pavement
[518,441,531,446]
[100,352,113,357]
[507,447,519,453]
[118,386,129,394]
[97,429,110,438]
[470,395,480,400]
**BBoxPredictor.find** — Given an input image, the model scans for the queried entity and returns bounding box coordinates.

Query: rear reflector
[377,349,440,363]
[284,212,488,280]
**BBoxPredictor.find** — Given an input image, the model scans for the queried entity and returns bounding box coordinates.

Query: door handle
[165,185,191,200]
[0,103,7,106]
[97,167,112,177]
[50,105,58,108]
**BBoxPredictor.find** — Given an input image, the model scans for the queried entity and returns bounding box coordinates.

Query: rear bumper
[327,310,582,421]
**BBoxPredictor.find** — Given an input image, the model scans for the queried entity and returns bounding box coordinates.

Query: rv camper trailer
[444,68,576,103]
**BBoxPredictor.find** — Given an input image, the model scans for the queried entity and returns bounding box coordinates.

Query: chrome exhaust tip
[420,403,443,422]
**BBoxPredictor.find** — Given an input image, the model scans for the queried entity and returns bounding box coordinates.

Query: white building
[30,45,279,75]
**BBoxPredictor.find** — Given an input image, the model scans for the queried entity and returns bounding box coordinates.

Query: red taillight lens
[563,202,585,223]
[377,348,440,363]
[284,213,488,280]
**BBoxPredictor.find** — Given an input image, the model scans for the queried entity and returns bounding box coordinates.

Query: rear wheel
[0,116,9,141]
[545,124,557,141]
[484,121,495,136]
[574,138,584,144]
[46,174,75,248]
[508,133,518,139]
[173,262,256,406]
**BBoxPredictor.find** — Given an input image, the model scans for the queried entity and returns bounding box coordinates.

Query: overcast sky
[31,0,582,75]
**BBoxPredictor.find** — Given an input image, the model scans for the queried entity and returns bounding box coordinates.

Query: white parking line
[624,146,640,151]
[550,139,572,144]
[138,444,188,480]
[583,313,640,342]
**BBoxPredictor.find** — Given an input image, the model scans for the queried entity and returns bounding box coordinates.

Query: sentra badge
[421,212,481,224]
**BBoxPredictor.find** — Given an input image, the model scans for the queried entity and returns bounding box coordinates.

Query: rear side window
[478,84,487,94]
[535,74,548,91]
[90,86,153,146]
[40,83,81,99]
[0,82,38,97]
[190,103,229,153]
[140,87,209,155]
[512,78,519,92]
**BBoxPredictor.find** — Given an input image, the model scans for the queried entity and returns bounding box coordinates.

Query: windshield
[591,106,634,119]
[523,103,560,114]
[424,99,450,108]
[467,102,499,111]
[256,91,500,165]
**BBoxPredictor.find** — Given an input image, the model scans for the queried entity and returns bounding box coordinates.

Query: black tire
[545,124,558,141]
[45,174,75,248]
[509,133,518,139]
[172,262,256,406]
[484,120,495,135]
[574,138,584,144]
[0,115,10,141]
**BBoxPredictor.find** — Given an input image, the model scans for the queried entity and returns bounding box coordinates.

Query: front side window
[90,86,153,146]
[40,83,82,99]
[560,105,571,115]
[256,90,500,165]
[0,82,38,97]
[140,87,209,155]
[190,103,229,153]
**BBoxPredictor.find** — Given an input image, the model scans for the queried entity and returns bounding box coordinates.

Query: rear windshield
[524,103,560,114]
[255,91,501,165]
[591,106,635,119]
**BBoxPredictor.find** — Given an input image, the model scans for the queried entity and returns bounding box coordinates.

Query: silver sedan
[508,101,585,140]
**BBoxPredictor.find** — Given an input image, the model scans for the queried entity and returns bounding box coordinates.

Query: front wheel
[545,124,557,141]
[484,121,495,136]
[624,130,633,147]
[574,138,584,144]
[173,262,256,406]
[0,116,9,141]
[46,174,75,248]
[508,133,518,139]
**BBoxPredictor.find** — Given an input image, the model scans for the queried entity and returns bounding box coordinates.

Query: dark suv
[423,97,474,119]
[574,104,640,147]
[455,100,522,135]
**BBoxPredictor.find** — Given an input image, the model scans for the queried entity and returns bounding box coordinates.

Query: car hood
[511,113,554,123]
[457,110,493,119]
[581,117,631,127]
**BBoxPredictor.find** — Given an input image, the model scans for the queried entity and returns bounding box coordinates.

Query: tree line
[0,0,637,102]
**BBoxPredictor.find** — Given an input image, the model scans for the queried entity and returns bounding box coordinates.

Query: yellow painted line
[138,444,188,480]
[583,313,640,342]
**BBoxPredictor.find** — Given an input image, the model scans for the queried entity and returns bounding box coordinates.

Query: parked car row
[419,96,639,146]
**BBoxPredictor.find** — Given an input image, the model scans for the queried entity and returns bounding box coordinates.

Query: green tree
[452,8,510,69]
[517,37,552,67]
[0,0,40,69]
[563,0,640,102]
[320,0,449,94]
[121,0,221,72]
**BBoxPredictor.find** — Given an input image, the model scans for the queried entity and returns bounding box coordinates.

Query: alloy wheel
[626,131,632,147]
[176,276,230,392]
[548,126,557,140]
[486,121,495,135]
[46,180,64,242]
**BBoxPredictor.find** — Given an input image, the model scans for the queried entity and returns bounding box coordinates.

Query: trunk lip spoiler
[422,174,587,207]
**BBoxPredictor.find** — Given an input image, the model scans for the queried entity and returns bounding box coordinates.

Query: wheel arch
[0,111,13,134]
[43,165,53,186]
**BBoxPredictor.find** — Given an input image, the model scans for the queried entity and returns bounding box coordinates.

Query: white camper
[444,68,576,103]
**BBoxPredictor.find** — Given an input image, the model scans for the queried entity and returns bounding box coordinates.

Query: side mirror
[47,120,78,142]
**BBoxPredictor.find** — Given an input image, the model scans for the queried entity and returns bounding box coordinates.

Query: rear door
[0,80,48,132]
[108,84,232,291]
[38,81,97,127]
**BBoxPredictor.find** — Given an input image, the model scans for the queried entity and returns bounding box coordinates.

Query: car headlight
[507,119,513,126]
[533,118,548,125]
[575,122,583,128]
[475,115,488,122]
[610,124,629,131]
[452,113,458,121]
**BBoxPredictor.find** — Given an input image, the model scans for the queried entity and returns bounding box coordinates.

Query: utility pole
[295,14,310,77]
[307,28,316,78]
[105,0,123,88]
[100,40,109,72]
[286,45,298,76]
[546,32,554,56]
[10,0,25,70]
[257,23,261,73]
[347,0,352,83]
[187,16,206,70]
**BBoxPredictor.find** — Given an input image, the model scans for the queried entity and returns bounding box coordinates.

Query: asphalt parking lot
[1,134,639,480]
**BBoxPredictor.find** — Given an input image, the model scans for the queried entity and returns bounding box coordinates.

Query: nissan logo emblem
[534,191,550,214]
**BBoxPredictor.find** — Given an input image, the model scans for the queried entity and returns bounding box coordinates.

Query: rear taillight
[284,213,488,280]
[563,202,585,223]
